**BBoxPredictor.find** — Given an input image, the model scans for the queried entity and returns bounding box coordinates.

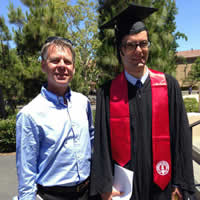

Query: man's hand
[171,187,183,200]
[101,188,122,200]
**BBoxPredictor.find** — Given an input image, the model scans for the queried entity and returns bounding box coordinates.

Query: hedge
[0,115,16,153]
[0,98,198,153]
[184,97,199,112]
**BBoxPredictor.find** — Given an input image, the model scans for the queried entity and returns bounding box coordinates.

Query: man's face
[120,30,149,76]
[42,45,75,93]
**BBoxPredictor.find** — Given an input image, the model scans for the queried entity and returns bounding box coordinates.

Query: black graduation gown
[90,74,196,200]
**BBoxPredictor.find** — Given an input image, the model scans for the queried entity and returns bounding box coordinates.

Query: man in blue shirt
[16,37,94,200]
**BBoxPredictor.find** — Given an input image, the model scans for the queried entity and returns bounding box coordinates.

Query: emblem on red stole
[156,161,170,176]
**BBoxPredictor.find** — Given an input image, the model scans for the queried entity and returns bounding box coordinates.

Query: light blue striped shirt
[16,86,94,200]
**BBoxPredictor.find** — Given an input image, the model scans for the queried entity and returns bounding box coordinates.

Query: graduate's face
[120,31,149,77]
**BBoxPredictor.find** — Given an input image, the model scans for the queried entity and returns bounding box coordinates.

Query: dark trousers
[38,189,89,200]
[37,182,101,200]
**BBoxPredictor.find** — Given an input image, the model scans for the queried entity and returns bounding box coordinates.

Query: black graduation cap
[101,2,157,44]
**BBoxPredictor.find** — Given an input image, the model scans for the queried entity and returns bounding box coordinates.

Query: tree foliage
[0,0,100,117]
[186,57,200,86]
[97,0,187,82]
[0,17,24,117]
[144,0,187,75]
[97,0,122,82]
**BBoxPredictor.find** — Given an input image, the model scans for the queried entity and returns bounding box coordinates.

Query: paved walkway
[0,153,17,200]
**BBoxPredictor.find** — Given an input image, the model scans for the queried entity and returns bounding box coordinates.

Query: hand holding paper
[112,164,134,200]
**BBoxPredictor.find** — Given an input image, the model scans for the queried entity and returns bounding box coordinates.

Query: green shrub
[0,114,16,153]
[184,98,199,112]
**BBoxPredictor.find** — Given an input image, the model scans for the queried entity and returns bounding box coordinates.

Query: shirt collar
[124,66,149,86]
[41,85,71,105]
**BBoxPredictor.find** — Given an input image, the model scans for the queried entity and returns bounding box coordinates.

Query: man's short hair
[41,37,75,63]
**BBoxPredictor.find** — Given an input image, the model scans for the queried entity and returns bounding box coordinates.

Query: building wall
[176,50,200,87]
[176,63,192,86]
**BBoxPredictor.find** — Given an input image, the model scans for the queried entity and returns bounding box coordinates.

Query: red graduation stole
[110,69,171,190]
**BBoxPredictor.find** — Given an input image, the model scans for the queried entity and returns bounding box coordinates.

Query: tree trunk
[0,87,6,118]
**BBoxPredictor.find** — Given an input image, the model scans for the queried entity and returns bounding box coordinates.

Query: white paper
[112,164,134,200]
[36,194,44,200]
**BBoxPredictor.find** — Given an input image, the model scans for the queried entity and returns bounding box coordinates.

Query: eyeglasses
[44,36,73,46]
[122,40,150,51]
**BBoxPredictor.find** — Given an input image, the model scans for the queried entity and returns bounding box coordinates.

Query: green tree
[8,0,68,57]
[97,0,123,83]
[144,0,187,74]
[63,0,101,93]
[97,0,187,82]
[186,57,200,86]
[0,17,9,118]
[7,0,100,100]
[0,17,24,116]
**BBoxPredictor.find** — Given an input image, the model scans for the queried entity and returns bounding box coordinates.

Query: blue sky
[0,0,27,25]
[175,0,200,51]
[0,0,199,52]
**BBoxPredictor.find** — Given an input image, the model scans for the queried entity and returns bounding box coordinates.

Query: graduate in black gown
[90,3,196,200]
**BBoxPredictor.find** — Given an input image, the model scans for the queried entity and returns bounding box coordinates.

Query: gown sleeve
[167,74,196,199]
[90,82,114,196]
